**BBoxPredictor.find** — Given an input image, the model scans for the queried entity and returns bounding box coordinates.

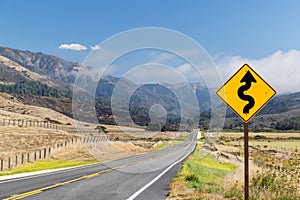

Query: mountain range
[0,45,299,131]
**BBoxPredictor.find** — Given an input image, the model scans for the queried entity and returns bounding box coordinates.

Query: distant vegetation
[95,125,108,134]
[0,81,71,98]
[274,117,300,130]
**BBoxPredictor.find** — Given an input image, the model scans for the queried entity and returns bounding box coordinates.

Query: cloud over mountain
[91,45,102,51]
[59,43,87,51]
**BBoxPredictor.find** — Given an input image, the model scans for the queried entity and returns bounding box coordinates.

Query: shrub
[224,181,243,199]
[185,173,199,182]
[251,170,300,200]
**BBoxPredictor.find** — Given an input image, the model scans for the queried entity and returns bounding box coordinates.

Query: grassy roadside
[154,132,189,150]
[0,158,99,176]
[167,143,237,199]
[154,141,182,150]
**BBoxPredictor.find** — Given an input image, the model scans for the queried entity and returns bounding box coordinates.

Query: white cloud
[148,52,177,63]
[91,45,102,51]
[59,43,87,51]
[175,63,202,81]
[148,50,199,63]
[176,63,193,74]
[124,64,189,85]
[216,50,300,94]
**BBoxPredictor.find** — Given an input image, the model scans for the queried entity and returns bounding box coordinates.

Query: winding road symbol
[238,71,257,114]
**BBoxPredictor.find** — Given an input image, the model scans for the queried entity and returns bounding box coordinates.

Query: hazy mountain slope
[0,46,79,83]
[0,55,57,87]
[0,92,74,125]
[0,46,77,98]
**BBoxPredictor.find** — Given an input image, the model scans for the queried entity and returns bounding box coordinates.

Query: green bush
[185,173,199,182]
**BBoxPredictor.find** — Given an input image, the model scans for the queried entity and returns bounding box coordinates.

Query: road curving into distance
[1,131,197,200]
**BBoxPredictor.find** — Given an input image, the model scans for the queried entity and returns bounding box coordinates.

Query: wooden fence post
[8,157,11,169]
[44,148,46,158]
[1,159,3,171]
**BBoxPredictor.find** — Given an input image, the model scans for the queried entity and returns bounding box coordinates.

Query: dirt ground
[0,92,74,124]
[0,126,77,159]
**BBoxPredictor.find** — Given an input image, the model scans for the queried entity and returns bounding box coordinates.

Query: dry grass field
[220,131,300,150]
[0,126,77,159]
[220,132,300,139]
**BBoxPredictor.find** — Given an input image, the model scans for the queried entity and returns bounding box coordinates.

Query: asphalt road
[0,131,197,200]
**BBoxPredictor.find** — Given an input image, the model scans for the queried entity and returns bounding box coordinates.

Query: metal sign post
[244,122,249,200]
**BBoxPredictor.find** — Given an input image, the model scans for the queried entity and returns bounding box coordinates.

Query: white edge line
[127,139,197,200]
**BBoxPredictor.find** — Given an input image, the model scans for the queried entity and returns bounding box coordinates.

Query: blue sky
[1,1,300,93]
[1,1,300,61]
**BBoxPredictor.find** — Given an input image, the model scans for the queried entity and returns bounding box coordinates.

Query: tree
[161,125,167,132]
[95,125,108,134]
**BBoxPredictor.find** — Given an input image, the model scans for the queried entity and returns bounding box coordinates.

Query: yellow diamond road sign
[216,64,276,123]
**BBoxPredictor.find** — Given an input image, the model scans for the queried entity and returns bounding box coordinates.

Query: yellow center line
[2,163,131,200]
[3,190,42,200]
[39,183,65,191]
[60,177,86,185]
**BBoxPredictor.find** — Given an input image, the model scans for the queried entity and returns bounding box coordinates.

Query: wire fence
[0,135,116,171]
[0,117,77,134]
